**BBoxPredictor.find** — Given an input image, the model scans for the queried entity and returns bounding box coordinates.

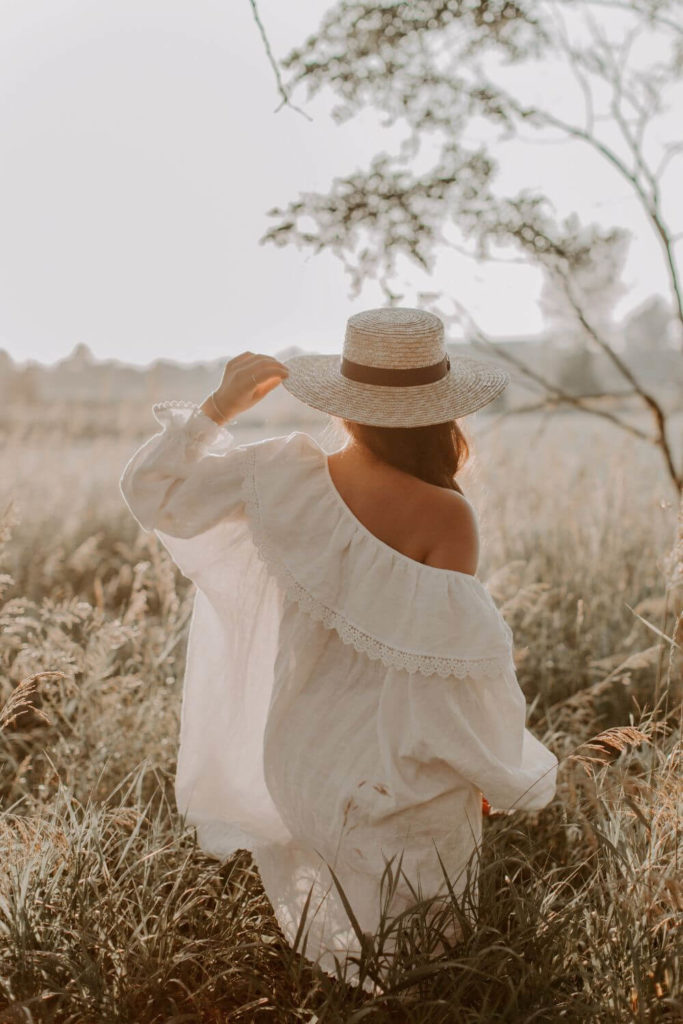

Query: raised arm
[119,402,243,538]
[119,352,289,539]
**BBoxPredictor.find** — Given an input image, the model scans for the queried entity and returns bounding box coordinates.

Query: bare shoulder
[419,484,480,575]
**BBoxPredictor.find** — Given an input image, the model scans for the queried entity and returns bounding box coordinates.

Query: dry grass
[0,403,680,1023]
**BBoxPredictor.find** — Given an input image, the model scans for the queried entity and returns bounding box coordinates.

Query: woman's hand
[202,351,290,424]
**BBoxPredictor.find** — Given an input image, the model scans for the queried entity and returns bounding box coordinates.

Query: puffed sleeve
[378,659,558,815]
[119,400,249,582]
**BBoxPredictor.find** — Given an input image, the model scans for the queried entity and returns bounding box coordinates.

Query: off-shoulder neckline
[296,431,484,585]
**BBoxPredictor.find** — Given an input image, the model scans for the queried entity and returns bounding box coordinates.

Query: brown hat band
[340,353,450,387]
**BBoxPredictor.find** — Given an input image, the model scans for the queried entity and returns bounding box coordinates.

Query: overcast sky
[0,0,680,367]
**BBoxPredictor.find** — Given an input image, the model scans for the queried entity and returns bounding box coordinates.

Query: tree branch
[558,272,682,490]
[548,3,595,136]
[556,0,683,36]
[514,100,683,330]
[248,0,313,121]
[446,298,655,446]
[475,392,642,439]
[655,141,683,181]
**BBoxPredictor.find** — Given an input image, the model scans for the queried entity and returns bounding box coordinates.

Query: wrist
[201,391,234,426]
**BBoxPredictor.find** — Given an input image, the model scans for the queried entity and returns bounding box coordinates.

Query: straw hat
[280,307,510,427]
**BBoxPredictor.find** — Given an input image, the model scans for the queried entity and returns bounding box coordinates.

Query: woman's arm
[120,352,290,539]
[378,661,558,816]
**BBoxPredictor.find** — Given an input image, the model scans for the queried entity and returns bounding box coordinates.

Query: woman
[119,307,558,993]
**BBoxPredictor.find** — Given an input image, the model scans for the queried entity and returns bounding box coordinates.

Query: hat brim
[280,353,510,427]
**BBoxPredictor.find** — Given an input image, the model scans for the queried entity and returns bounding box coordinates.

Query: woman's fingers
[247,358,290,384]
[227,352,289,384]
[253,375,287,400]
[215,352,290,418]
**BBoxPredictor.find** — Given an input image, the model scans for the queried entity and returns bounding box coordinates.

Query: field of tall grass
[0,402,680,1022]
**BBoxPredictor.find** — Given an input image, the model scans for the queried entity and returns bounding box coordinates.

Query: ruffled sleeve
[119,400,249,583]
[377,660,559,815]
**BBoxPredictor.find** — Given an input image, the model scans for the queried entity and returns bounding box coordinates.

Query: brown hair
[336,417,471,494]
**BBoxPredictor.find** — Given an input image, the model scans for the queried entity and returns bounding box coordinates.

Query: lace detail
[152,398,237,422]
[152,399,199,412]
[151,400,235,449]
[240,446,513,682]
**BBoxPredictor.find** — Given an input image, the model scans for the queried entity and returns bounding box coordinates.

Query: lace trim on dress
[240,445,514,682]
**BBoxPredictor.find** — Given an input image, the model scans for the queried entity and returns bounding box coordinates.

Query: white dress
[119,401,559,992]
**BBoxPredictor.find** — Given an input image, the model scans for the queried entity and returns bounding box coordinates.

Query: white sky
[0,0,680,367]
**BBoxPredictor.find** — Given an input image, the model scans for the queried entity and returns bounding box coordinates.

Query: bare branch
[592,18,661,201]
[558,272,682,489]
[248,0,313,121]
[655,142,683,181]
[440,236,529,266]
[446,298,655,445]
[512,100,683,327]
[548,3,594,135]
[556,0,683,36]
[530,17,683,328]
[475,392,642,439]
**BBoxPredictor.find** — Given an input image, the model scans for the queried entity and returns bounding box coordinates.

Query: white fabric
[119,400,559,991]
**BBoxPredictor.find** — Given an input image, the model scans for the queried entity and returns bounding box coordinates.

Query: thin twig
[549,3,595,136]
[655,142,683,181]
[248,0,313,121]
[475,392,642,438]
[557,0,683,36]
[512,99,683,330]
[446,299,655,444]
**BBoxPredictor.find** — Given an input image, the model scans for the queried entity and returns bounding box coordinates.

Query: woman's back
[326,447,480,576]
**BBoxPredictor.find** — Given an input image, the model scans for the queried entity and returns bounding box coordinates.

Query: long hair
[335,417,471,494]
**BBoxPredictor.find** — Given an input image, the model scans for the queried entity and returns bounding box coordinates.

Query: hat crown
[344,307,445,369]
